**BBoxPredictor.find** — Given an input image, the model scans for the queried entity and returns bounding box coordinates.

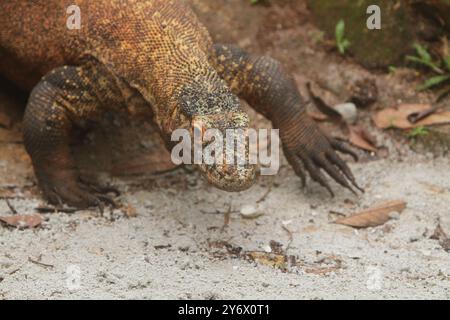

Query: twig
[200,208,239,215]
[8,268,21,275]
[28,257,54,269]
[5,199,18,215]
[256,185,272,204]
[407,105,441,123]
[329,210,346,217]
[221,204,232,232]
[282,226,294,252]
[35,206,78,214]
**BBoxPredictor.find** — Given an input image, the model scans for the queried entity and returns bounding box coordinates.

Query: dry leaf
[420,182,448,194]
[124,204,137,218]
[430,224,450,252]
[373,104,450,129]
[430,224,447,241]
[440,239,450,252]
[0,214,43,229]
[348,125,378,152]
[305,266,340,275]
[247,251,288,270]
[335,200,406,228]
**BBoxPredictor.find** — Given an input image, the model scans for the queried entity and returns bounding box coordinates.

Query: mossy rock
[411,125,450,156]
[307,0,448,68]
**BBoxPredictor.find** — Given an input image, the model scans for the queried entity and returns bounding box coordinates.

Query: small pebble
[334,102,358,124]
[282,220,292,226]
[240,204,264,219]
[389,211,401,220]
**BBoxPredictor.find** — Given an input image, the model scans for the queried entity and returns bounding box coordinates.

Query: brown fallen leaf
[269,240,284,255]
[420,181,448,194]
[430,224,447,240]
[335,200,407,228]
[305,266,341,275]
[305,255,342,275]
[348,125,378,152]
[0,214,43,229]
[123,204,137,218]
[440,239,450,252]
[430,224,450,252]
[246,251,288,270]
[373,104,450,129]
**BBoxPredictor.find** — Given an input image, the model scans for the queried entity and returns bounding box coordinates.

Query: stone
[240,204,264,219]
[308,0,436,68]
[334,102,358,124]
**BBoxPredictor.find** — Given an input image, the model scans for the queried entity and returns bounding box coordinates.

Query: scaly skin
[0,0,361,208]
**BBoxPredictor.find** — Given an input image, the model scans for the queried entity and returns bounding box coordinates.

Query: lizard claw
[78,176,121,197]
[37,170,119,210]
[281,120,363,196]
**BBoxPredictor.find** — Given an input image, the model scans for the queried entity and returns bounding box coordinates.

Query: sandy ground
[1,0,450,300]
[1,155,450,299]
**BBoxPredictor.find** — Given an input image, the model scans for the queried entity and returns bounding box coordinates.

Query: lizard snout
[197,127,256,192]
[191,110,256,191]
[200,162,256,192]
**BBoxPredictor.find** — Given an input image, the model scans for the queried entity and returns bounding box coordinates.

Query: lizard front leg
[211,44,362,196]
[23,65,120,209]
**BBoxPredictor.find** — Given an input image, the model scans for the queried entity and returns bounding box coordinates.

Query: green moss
[307,0,415,68]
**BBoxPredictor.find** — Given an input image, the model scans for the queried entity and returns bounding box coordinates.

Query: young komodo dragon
[0,0,362,209]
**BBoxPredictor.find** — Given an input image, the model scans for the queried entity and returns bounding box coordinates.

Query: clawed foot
[282,121,364,197]
[38,171,120,212]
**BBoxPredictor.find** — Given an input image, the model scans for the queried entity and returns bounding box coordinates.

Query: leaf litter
[335,200,407,228]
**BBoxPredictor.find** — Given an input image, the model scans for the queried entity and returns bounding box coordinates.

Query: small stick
[35,206,78,214]
[282,226,293,252]
[221,204,232,232]
[256,185,272,204]
[407,106,441,123]
[28,257,54,269]
[5,199,18,215]
[329,210,346,217]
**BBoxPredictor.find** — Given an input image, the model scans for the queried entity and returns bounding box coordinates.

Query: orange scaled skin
[0,0,361,208]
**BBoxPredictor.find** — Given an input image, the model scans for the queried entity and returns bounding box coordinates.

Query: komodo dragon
[0,0,362,209]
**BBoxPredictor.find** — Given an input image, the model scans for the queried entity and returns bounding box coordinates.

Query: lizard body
[0,0,360,208]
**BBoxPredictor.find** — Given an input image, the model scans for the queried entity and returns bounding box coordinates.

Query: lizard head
[179,84,256,192]
[191,112,256,192]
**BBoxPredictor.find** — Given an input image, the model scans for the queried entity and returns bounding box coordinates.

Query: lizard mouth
[199,162,256,192]
[197,131,256,192]
[190,111,255,191]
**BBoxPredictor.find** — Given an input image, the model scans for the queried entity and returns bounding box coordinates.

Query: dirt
[0,0,449,300]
